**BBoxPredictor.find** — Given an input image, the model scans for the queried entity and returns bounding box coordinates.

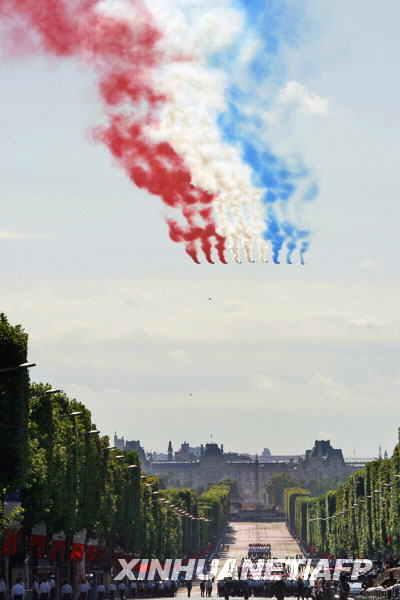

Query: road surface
[177,521,302,597]
[217,521,302,560]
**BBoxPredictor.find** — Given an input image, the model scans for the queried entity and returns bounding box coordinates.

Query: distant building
[260,448,271,461]
[114,433,148,465]
[153,452,168,461]
[260,448,304,463]
[269,455,304,463]
[114,433,125,450]
[148,439,354,504]
[224,452,252,462]
[303,440,345,465]
[125,439,148,464]
[174,441,200,462]
[167,440,173,462]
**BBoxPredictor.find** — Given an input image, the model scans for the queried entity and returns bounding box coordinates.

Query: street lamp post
[0,362,36,374]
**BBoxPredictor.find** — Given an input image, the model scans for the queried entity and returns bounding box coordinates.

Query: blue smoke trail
[212,0,316,263]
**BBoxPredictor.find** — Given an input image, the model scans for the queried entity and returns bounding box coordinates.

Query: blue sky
[1,0,400,457]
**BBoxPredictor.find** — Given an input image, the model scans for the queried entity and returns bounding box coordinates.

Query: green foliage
[286,432,400,558]
[284,487,310,529]
[14,382,229,558]
[0,312,230,558]
[267,472,300,508]
[306,476,349,497]
[216,479,241,500]
[0,505,25,530]
[200,484,230,545]
[0,314,29,490]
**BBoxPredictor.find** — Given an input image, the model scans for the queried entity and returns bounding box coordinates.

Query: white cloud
[237,37,262,68]
[0,230,47,240]
[310,372,348,400]
[1,277,399,347]
[252,374,281,392]
[350,315,383,330]
[278,81,331,116]
[359,258,381,270]
[317,431,334,439]
[169,349,191,364]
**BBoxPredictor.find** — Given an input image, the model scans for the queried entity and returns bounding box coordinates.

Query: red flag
[50,539,66,561]
[32,535,46,559]
[32,523,47,559]
[2,529,20,555]
[86,544,97,561]
[70,530,87,562]
[70,543,85,561]
[95,548,106,565]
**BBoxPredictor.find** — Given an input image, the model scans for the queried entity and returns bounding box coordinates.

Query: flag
[70,530,86,561]
[2,528,20,555]
[50,532,66,561]
[86,538,98,562]
[32,523,47,559]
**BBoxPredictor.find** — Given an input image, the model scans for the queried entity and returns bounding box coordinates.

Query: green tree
[284,487,310,529]
[267,473,300,508]
[216,478,241,500]
[288,429,400,559]
[0,314,30,490]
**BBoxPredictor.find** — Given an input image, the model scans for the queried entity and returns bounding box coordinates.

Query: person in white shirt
[39,579,50,600]
[32,578,39,600]
[108,583,116,600]
[97,583,105,600]
[79,583,89,600]
[130,581,137,599]
[49,577,56,600]
[117,583,126,600]
[12,579,25,600]
[0,577,6,600]
[61,582,73,600]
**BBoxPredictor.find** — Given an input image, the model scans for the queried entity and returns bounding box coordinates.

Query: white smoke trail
[142,0,269,262]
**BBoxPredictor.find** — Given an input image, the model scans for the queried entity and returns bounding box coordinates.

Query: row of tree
[285,432,400,558]
[0,314,230,558]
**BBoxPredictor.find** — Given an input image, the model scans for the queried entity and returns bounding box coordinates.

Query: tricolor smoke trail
[0,0,318,264]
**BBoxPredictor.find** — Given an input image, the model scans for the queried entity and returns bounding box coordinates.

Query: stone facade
[114,433,148,465]
[147,440,354,503]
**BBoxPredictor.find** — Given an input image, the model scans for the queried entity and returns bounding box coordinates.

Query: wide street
[177,521,302,598]
[218,521,303,560]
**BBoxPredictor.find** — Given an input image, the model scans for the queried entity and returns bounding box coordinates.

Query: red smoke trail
[0,0,227,263]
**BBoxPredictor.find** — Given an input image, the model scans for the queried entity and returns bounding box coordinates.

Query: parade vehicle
[348,581,364,597]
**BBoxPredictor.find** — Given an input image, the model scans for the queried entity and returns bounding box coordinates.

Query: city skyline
[112,431,385,461]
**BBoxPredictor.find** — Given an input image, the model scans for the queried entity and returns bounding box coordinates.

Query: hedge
[284,487,310,531]
[286,429,400,559]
